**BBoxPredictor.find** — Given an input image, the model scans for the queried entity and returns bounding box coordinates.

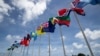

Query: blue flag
[90,0,100,5]
[42,21,55,33]
[30,32,37,41]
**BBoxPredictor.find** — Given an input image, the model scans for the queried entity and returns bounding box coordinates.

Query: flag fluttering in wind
[42,21,56,33]
[7,41,20,51]
[49,17,58,25]
[72,0,100,8]
[72,0,88,8]
[90,0,100,5]
[30,32,37,41]
[71,0,86,16]
[54,9,72,27]
[58,8,68,16]
[36,26,45,36]
[71,8,85,16]
[20,36,31,47]
[55,16,70,27]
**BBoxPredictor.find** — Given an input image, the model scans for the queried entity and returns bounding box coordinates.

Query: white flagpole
[20,46,23,56]
[22,46,25,56]
[59,26,66,56]
[48,33,51,56]
[9,50,13,56]
[32,41,34,56]
[71,3,94,56]
[38,36,41,56]
[7,50,11,56]
[26,45,30,56]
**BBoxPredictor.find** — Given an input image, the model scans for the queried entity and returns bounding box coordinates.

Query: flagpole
[8,50,11,56]
[32,41,34,56]
[48,33,51,56]
[7,50,9,56]
[59,26,66,56]
[26,45,30,56]
[7,50,11,56]
[9,50,13,56]
[20,46,23,56]
[22,46,25,56]
[71,3,94,56]
[74,11,94,56]
[39,36,41,56]
[26,39,31,56]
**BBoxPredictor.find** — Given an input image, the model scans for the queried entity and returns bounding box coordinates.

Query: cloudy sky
[0,0,100,56]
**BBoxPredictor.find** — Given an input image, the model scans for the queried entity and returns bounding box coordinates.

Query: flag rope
[48,33,51,56]
[71,2,94,56]
[59,26,66,56]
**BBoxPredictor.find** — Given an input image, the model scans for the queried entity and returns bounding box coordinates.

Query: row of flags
[7,0,98,51]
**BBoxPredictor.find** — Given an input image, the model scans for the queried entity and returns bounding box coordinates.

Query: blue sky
[0,0,100,56]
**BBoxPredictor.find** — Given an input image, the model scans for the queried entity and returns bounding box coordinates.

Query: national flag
[42,21,55,33]
[27,34,31,40]
[72,0,88,8]
[7,44,15,51]
[55,10,71,27]
[71,7,85,16]
[58,8,68,16]
[36,26,45,36]
[13,41,20,48]
[55,16,70,27]
[30,32,37,41]
[20,38,25,46]
[20,36,30,46]
[90,0,100,5]
[49,17,58,25]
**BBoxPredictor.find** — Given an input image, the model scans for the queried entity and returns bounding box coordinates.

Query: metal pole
[48,33,51,56]
[71,3,94,56]
[32,41,34,56]
[22,46,25,56]
[38,36,41,56]
[59,26,66,56]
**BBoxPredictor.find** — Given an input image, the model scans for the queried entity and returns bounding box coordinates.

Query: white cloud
[6,34,21,43]
[75,28,100,40]
[12,0,51,26]
[0,0,12,23]
[90,42,100,48]
[93,43,100,48]
[0,0,12,15]
[72,42,83,49]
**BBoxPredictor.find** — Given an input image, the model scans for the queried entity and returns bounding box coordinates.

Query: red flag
[20,38,25,46]
[20,36,31,46]
[24,39,30,46]
[58,8,68,16]
[72,8,85,16]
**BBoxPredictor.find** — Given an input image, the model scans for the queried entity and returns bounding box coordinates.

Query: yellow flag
[36,26,45,36]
